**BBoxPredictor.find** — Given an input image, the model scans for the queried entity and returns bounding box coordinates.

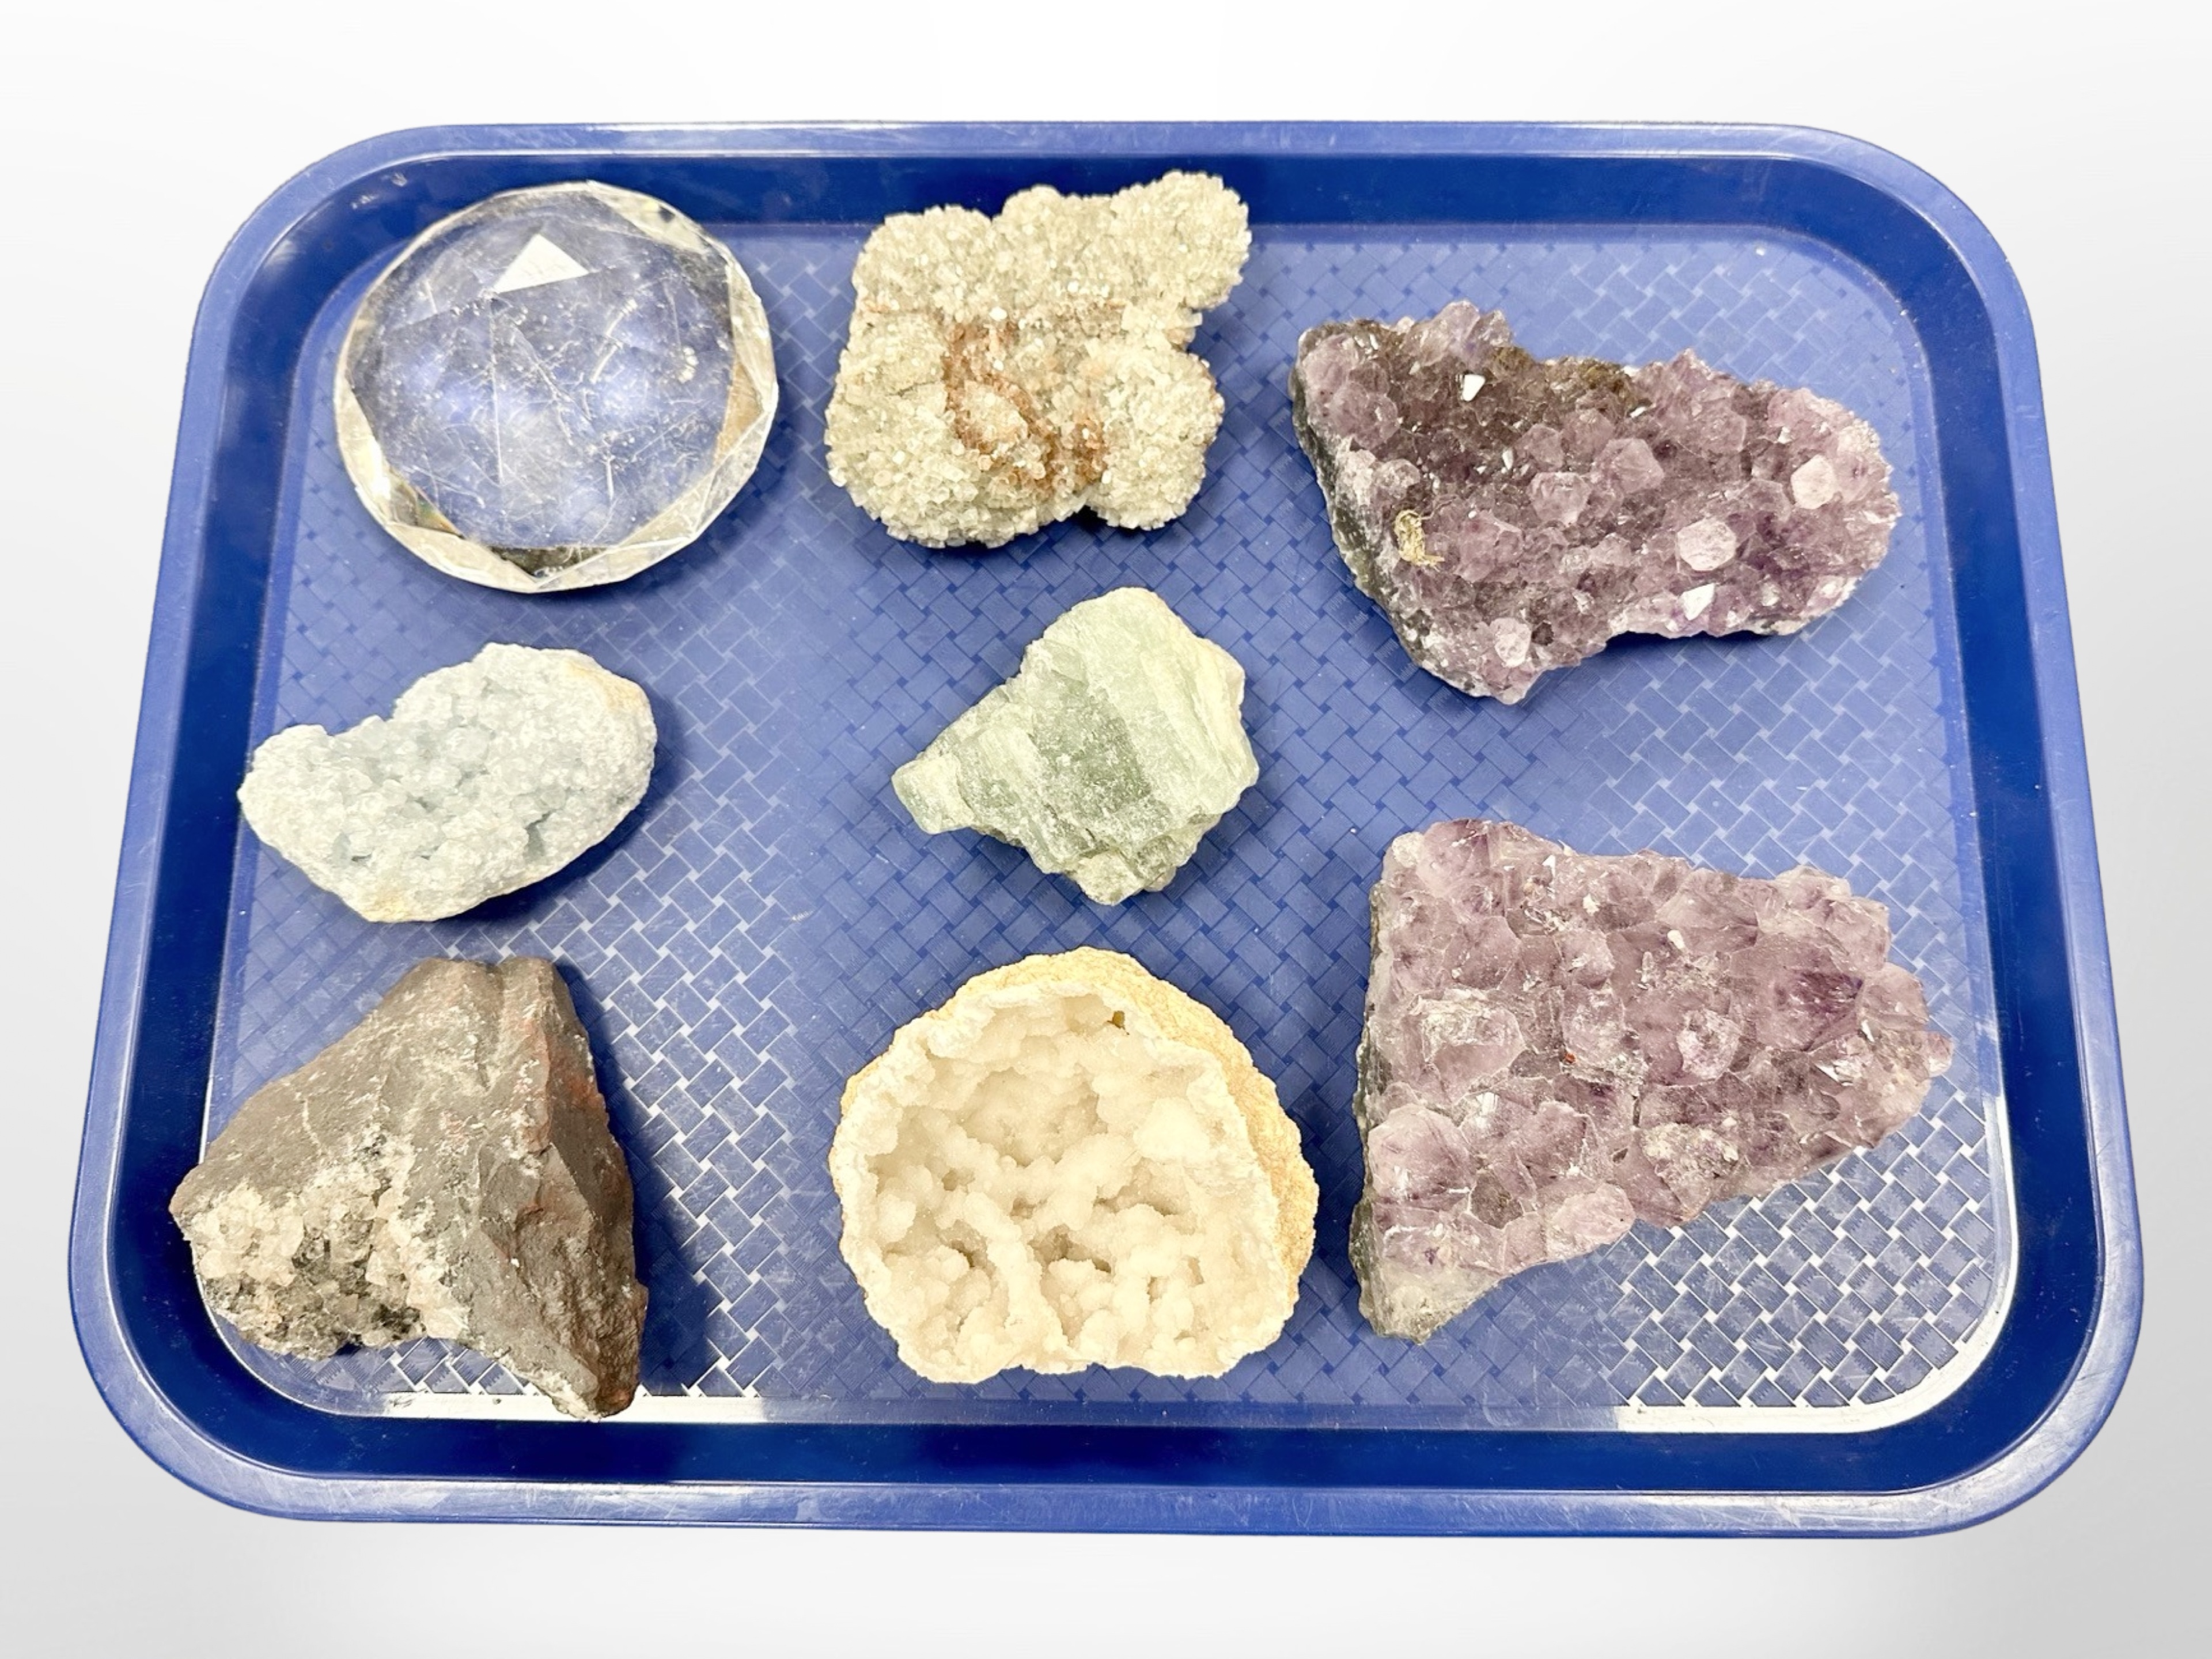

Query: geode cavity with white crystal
[1290,302,1901,702]
[831,948,1316,1383]
[337,181,778,593]
[1351,820,1951,1342]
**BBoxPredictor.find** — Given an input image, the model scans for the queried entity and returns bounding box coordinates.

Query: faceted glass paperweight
[335,181,778,593]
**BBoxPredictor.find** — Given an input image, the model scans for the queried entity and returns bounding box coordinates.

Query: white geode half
[831,948,1317,1383]
[892,588,1259,904]
[238,643,656,922]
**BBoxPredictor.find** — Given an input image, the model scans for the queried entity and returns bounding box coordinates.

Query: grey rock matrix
[1291,301,1902,703]
[893,588,1259,904]
[238,643,656,923]
[171,957,647,1419]
[1353,820,1951,1342]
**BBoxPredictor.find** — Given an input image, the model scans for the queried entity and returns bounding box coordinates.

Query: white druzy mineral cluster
[830,949,1317,1384]
[238,643,656,922]
[825,172,1251,548]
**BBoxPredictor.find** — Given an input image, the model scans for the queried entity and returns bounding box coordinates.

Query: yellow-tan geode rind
[831,948,1317,1384]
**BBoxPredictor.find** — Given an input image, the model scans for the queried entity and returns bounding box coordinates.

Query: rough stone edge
[1346,849,1503,1343]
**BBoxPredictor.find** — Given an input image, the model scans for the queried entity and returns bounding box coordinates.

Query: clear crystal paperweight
[334,181,778,593]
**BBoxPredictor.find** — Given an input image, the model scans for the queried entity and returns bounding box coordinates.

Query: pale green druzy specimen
[893,588,1259,904]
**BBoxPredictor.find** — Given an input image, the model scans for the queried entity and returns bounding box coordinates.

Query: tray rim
[70,119,2140,1535]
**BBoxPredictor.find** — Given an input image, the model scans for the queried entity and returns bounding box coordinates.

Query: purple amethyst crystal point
[1350,820,1951,1341]
[1289,302,1902,703]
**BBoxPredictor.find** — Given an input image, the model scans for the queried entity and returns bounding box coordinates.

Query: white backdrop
[2,3,2199,1652]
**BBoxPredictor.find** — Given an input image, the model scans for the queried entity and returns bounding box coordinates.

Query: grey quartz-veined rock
[1352,820,1951,1342]
[1291,302,1902,703]
[892,588,1259,904]
[238,643,656,923]
[170,957,647,1419]
[825,172,1250,548]
[337,180,778,593]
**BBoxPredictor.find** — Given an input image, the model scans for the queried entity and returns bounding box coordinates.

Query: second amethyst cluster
[1351,819,1952,1341]
[1290,301,1902,703]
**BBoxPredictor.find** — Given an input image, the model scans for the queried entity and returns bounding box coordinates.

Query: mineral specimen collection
[190,172,1956,1412]
[171,957,648,1419]
[336,181,778,593]
[830,948,1317,1383]
[893,588,1259,904]
[1350,820,1952,1342]
[825,173,1251,548]
[1291,301,1902,702]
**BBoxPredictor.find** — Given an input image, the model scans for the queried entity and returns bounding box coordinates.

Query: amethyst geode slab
[1290,302,1902,703]
[1351,820,1952,1342]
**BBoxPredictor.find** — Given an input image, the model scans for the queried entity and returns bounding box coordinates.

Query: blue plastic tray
[70,123,2139,1533]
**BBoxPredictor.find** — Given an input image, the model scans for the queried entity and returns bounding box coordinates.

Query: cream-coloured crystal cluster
[825,173,1251,548]
[830,949,1317,1383]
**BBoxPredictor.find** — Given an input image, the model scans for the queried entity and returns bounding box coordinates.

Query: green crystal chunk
[893,588,1259,904]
